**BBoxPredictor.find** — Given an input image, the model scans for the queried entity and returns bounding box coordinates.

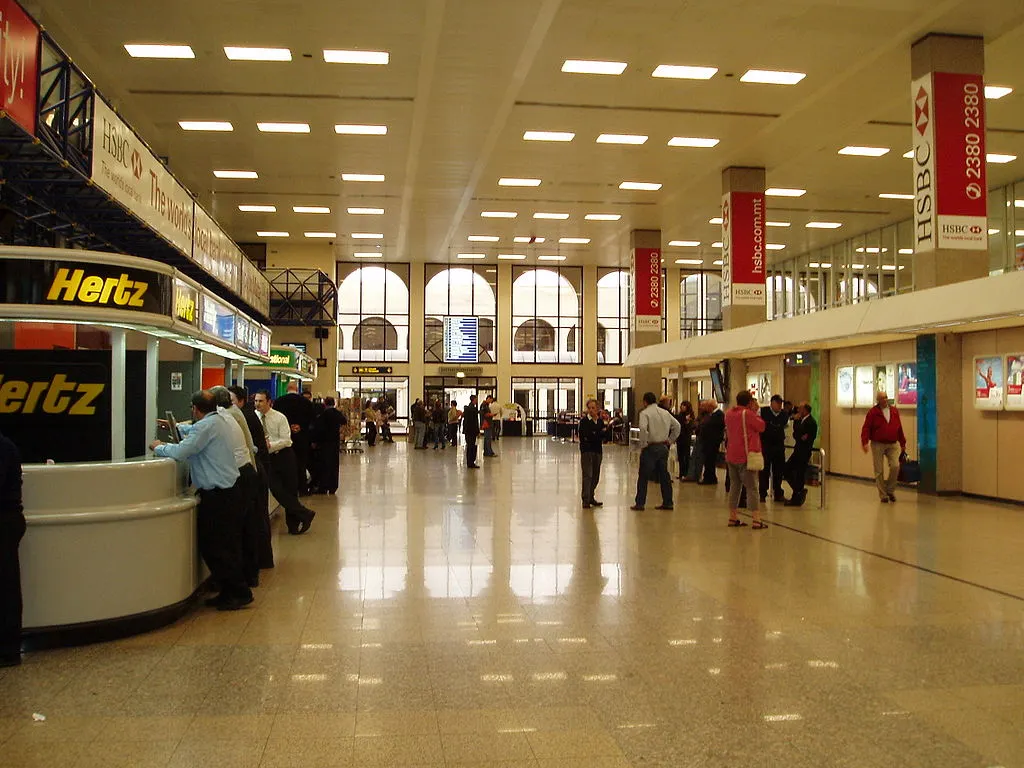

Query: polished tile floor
[2,437,1023,767]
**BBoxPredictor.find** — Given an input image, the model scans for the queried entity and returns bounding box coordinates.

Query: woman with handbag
[724,391,767,529]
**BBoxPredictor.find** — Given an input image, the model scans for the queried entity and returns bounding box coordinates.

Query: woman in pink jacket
[724,391,767,529]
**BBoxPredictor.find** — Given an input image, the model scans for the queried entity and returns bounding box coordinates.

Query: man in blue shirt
[150,390,252,610]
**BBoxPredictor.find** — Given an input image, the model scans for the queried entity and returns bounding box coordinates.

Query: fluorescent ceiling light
[708,217,723,225]
[652,64,717,80]
[767,221,791,227]
[238,204,276,212]
[498,254,526,260]
[304,231,336,238]
[257,231,288,237]
[879,193,914,200]
[348,207,384,215]
[499,177,542,187]
[806,221,842,229]
[711,241,723,248]
[989,228,1001,235]
[561,59,627,75]
[740,69,806,85]
[179,121,233,131]
[559,237,590,244]
[855,247,888,253]
[514,236,545,243]
[675,258,704,265]
[334,124,388,135]
[481,211,517,218]
[293,206,330,214]
[902,150,914,159]
[351,232,383,239]
[538,255,567,261]
[985,85,1013,100]
[224,46,291,61]
[712,259,724,266]
[619,181,662,191]
[898,248,914,255]
[456,253,485,260]
[585,214,621,221]
[669,240,701,247]
[766,187,806,197]
[597,133,648,145]
[213,170,258,179]
[342,173,385,182]
[353,252,382,258]
[987,153,1017,163]
[838,146,890,157]
[468,235,499,242]
[125,44,194,59]
[767,243,787,250]
[258,122,310,133]
[668,136,720,148]
[323,49,389,65]
[534,212,570,220]
[1016,200,1024,207]
[524,130,575,142]
[851,263,866,269]
[1016,229,1024,236]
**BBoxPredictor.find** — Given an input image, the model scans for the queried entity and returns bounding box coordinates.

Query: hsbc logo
[970,225,983,234]
[915,86,930,136]
[130,150,143,180]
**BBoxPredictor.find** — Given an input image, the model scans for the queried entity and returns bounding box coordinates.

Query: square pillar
[721,167,767,330]
[629,229,664,421]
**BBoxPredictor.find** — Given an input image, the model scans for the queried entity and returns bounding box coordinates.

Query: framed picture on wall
[1007,355,1024,411]
[854,365,876,407]
[836,366,854,408]
[746,372,772,404]
[896,362,918,407]
[974,356,1004,411]
[874,364,896,404]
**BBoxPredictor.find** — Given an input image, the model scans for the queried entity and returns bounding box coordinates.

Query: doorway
[784,365,811,405]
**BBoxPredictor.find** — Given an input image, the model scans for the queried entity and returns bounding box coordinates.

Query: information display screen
[443,317,479,364]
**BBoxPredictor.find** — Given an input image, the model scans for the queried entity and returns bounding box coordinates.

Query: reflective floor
[2,437,1023,767]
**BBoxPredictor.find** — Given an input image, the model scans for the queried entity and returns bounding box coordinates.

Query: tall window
[337,264,410,362]
[423,266,497,362]
[680,271,723,338]
[511,377,582,429]
[511,267,583,363]
[596,269,630,365]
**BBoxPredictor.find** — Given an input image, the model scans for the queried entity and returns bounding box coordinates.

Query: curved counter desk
[21,458,200,648]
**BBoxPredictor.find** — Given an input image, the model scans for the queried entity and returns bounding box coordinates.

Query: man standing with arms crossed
[631,392,681,511]
[861,391,907,503]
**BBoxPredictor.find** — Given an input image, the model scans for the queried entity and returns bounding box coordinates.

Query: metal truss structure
[265,269,338,326]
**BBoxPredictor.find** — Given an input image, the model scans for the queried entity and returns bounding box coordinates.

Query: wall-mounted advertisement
[855,365,876,407]
[974,356,1004,411]
[746,372,772,404]
[897,362,918,407]
[874,364,896,404]
[1006,355,1024,411]
[836,366,854,408]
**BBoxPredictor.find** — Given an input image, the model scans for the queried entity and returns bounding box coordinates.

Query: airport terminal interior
[0,0,1023,766]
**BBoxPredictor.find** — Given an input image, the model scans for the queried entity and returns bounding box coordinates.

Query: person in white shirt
[254,391,315,535]
[631,392,681,511]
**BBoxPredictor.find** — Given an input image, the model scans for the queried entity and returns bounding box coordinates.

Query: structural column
[916,333,963,494]
[628,229,663,421]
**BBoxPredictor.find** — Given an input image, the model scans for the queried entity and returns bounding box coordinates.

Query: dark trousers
[291,430,310,493]
[238,464,264,584]
[196,484,251,602]
[268,448,313,532]
[319,441,340,493]
[581,451,602,503]
[702,441,720,484]
[676,435,691,478]
[759,444,787,500]
[254,462,274,569]
[366,423,378,446]
[381,422,393,442]
[465,433,478,466]
[448,423,459,445]
[0,519,25,657]
[787,452,811,502]
[636,444,673,507]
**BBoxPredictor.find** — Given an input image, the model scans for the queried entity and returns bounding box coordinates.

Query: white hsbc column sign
[912,72,987,252]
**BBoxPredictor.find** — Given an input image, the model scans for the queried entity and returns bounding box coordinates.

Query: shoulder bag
[741,410,764,471]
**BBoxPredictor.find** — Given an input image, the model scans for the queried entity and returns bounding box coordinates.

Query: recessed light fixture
[708,217,723,225]
[353,252,383,258]
[348,207,384,215]
[879,193,915,200]
[669,240,701,247]
[619,181,662,191]
[179,121,233,131]
[559,237,590,244]
[334,124,388,135]
[740,69,806,85]
[1015,200,1024,207]
[711,241,723,248]
[238,204,276,212]
[481,211,517,218]
[538,255,567,261]
[668,136,720,148]
[712,259,724,266]
[855,247,888,253]
[597,133,648,145]
[513,236,545,244]
[523,130,575,142]
[342,173,385,182]
[351,233,383,239]
[902,150,914,159]
[224,46,292,61]
[258,122,310,133]
[985,85,1013,100]
[561,59,627,75]
[806,221,842,229]
[498,254,527,260]
[652,64,717,80]
[124,44,195,59]
[468,235,499,242]
[989,228,1001,235]
[675,258,704,265]
[304,231,336,238]
[499,177,542,187]
[585,214,621,221]
[767,221,791,227]
[898,248,913,255]
[213,170,258,179]
[257,231,289,237]
[838,146,890,157]
[534,212,570,220]
[293,206,331,214]
[767,243,787,250]
[765,187,806,197]
[988,153,1017,163]
[323,49,389,65]
[456,253,486,260]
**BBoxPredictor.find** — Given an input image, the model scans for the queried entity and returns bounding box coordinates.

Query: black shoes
[292,511,315,535]
[0,653,21,667]
[468,464,480,469]
[630,505,644,511]
[656,505,674,510]
[204,592,253,610]
[888,493,897,502]
[582,502,592,509]
[591,500,603,507]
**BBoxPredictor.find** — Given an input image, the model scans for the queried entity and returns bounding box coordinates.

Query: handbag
[897,452,921,484]
[741,410,765,471]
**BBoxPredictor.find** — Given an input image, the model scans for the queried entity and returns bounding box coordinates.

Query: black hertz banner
[0,258,172,317]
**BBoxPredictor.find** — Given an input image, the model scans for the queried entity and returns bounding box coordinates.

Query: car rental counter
[0,246,272,647]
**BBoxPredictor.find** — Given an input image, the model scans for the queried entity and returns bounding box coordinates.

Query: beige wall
[961,327,1024,502]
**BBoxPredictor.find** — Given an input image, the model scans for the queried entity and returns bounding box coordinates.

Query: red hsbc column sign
[721,191,767,307]
[912,71,987,252]
[0,0,40,136]
[630,246,662,332]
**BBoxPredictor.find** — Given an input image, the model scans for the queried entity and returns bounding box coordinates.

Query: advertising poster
[897,362,918,407]
[746,372,772,404]
[874,364,896,403]
[1006,355,1024,410]
[855,365,876,407]
[836,366,854,408]
[721,190,767,307]
[974,356,1004,410]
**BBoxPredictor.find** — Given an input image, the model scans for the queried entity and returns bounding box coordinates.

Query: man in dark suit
[229,386,274,572]
[785,402,818,507]
[462,395,481,469]
[272,382,314,494]
[0,428,25,666]
[700,404,725,485]
[759,394,790,503]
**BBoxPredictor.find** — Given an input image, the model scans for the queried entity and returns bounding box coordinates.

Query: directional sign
[443,317,479,363]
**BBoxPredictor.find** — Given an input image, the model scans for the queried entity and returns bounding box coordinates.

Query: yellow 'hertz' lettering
[46,268,149,308]
[0,374,105,415]
[176,292,196,322]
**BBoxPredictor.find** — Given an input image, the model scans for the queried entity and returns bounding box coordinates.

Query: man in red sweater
[860,391,907,503]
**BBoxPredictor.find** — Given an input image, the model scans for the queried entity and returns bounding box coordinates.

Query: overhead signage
[630,247,662,332]
[721,191,767,307]
[240,257,270,316]
[0,0,40,136]
[438,365,483,376]
[193,204,242,293]
[443,316,479,363]
[352,366,393,375]
[173,279,199,327]
[249,348,296,369]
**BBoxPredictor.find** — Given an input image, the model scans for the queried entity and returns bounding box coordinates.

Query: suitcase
[898,455,921,484]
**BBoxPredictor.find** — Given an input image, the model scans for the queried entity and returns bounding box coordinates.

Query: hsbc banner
[0,0,40,136]
[193,205,242,294]
[912,72,987,252]
[630,247,662,332]
[721,191,767,307]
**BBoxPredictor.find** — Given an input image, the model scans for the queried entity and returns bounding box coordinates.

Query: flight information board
[443,316,479,363]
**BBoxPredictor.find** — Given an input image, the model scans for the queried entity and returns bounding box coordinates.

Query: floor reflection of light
[360,643,382,649]
[693,617,703,622]
[537,620,563,626]
[292,674,328,682]
[764,662,789,670]
[582,674,618,682]
[765,630,783,639]
[669,639,697,646]
[763,713,803,722]
[712,637,723,644]
[497,614,526,624]
[531,672,568,681]
[346,674,383,685]
[498,727,537,733]
[300,643,334,650]
[557,637,588,644]
[707,668,722,675]
[807,660,839,669]
[617,723,657,729]
[480,674,514,682]
[467,639,497,646]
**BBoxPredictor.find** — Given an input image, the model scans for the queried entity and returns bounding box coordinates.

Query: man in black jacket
[462,395,480,469]
[785,402,818,507]
[272,382,314,494]
[700,404,725,485]
[229,386,274,573]
[759,394,789,503]
[578,399,607,509]
[0,428,24,667]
